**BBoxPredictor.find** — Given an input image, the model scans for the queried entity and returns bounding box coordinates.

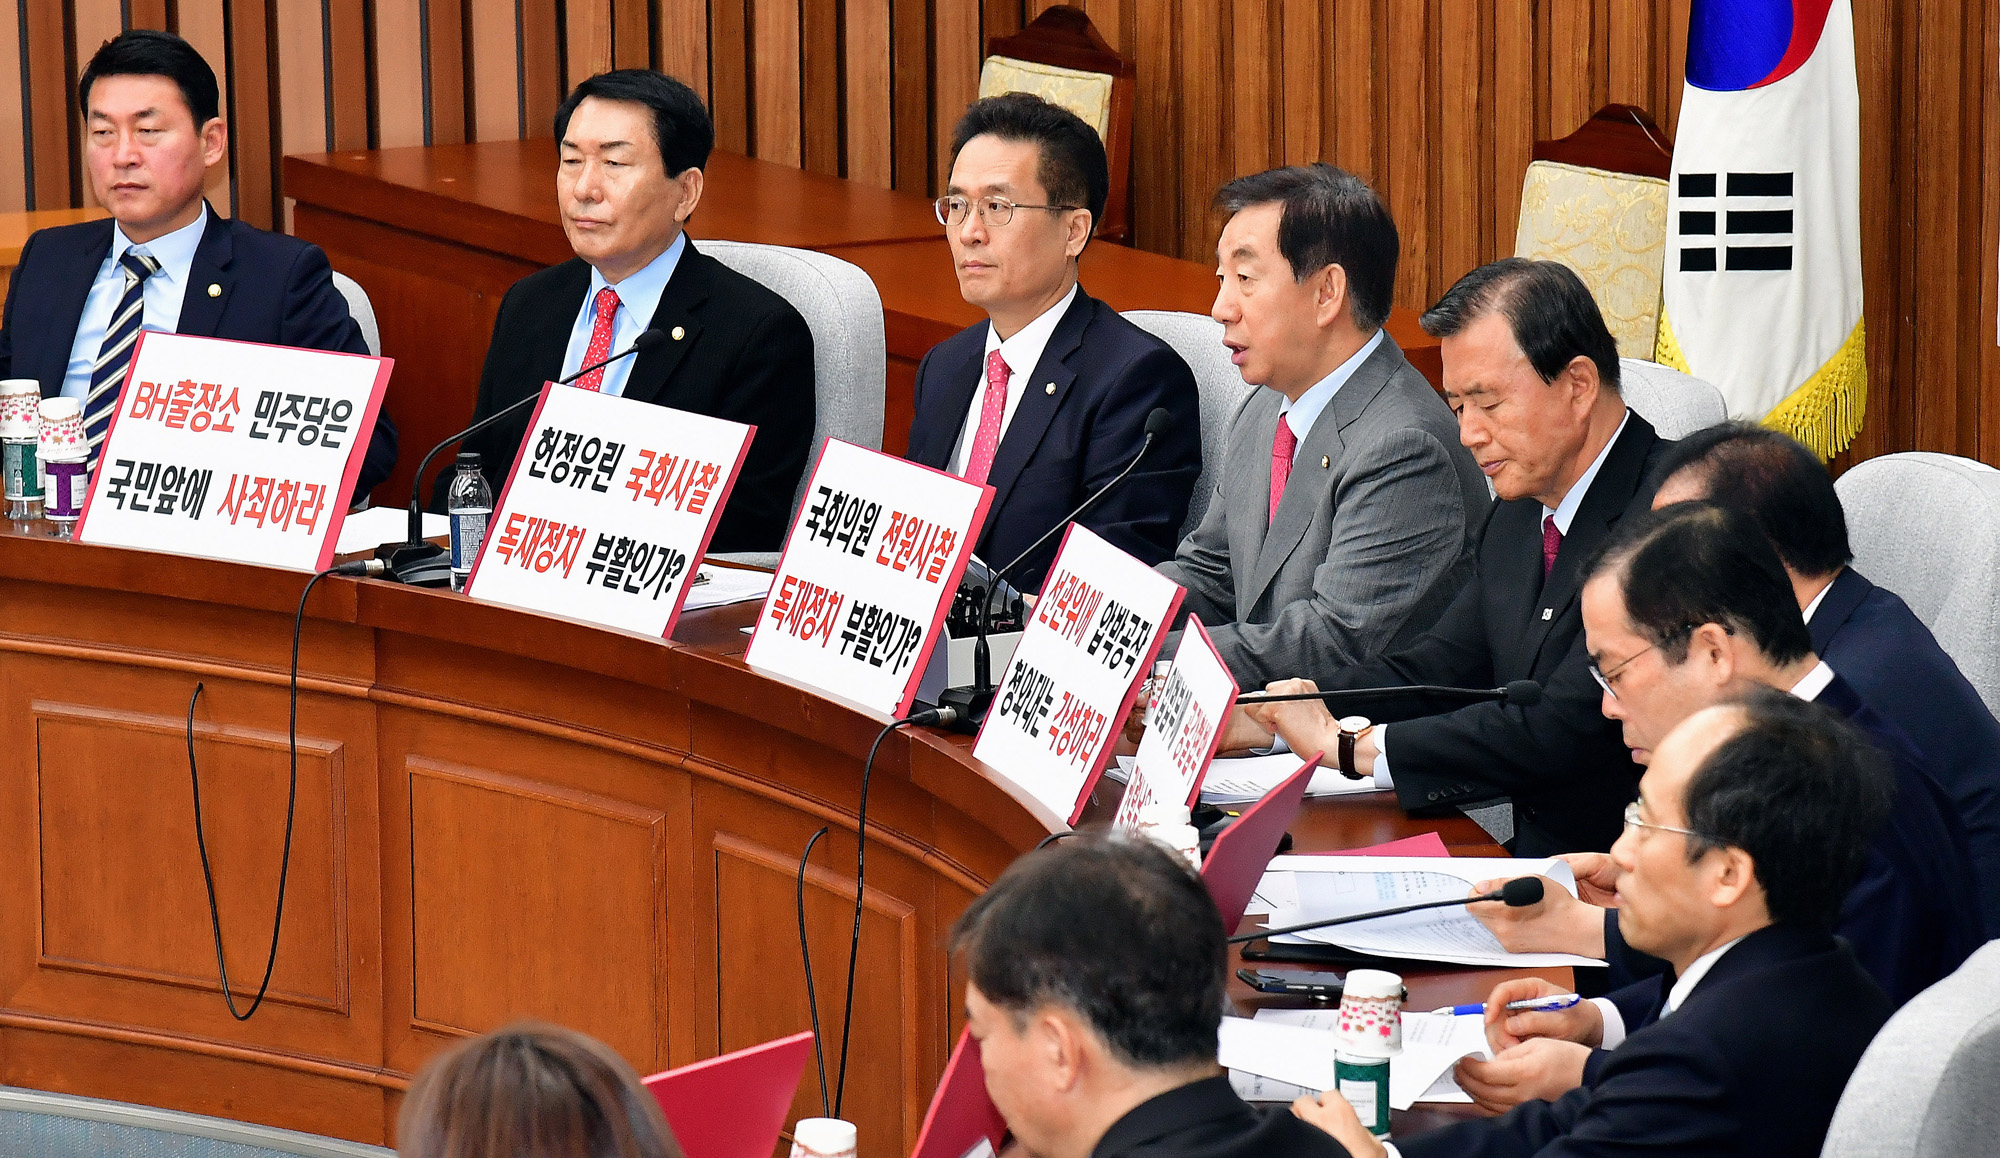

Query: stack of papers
[680,566,774,611]
[1223,1009,1493,1110]
[1110,752,1385,804]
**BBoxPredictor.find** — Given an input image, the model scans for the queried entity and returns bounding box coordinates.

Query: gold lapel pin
[671,325,685,341]
[207,283,221,297]
[1044,382,1056,395]
[1320,455,1330,469]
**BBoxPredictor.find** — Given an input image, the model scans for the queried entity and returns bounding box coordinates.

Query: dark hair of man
[1587,501,1813,665]
[1681,689,1893,929]
[950,831,1226,1069]
[397,1021,684,1158]
[554,69,714,176]
[78,29,222,126]
[950,93,1110,242]
[1212,164,1398,331]
[1418,257,1622,393]
[1653,421,1854,578]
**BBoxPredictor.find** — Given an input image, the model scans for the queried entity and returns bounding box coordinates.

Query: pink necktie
[964,349,1010,486]
[1543,515,1563,578]
[572,287,621,392]
[1268,416,1297,524]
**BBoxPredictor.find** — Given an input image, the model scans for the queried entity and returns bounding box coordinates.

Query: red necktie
[1543,515,1563,578]
[963,349,1010,486]
[1269,416,1298,524]
[572,286,621,392]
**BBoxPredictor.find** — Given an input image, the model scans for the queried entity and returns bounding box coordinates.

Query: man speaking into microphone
[448,69,815,552]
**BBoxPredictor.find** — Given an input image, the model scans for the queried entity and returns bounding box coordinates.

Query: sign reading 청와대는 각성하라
[461,382,755,637]
[76,331,390,571]
[745,439,992,718]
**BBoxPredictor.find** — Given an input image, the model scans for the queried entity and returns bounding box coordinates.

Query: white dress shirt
[60,206,209,400]
[947,284,1079,475]
[1594,934,1747,1048]
[560,231,686,399]
[1276,329,1385,457]
[1802,578,1835,624]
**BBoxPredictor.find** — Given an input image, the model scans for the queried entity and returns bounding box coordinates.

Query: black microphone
[1228,875,1546,943]
[374,329,668,585]
[935,407,1173,734]
[1235,679,1543,708]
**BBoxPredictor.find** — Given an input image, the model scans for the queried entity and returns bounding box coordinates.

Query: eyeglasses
[934,194,1081,228]
[1622,800,1713,843]
[1588,646,1655,700]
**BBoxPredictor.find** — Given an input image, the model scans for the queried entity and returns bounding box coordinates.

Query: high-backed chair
[1618,357,1727,438]
[1834,452,2000,714]
[331,271,380,356]
[1120,310,1254,541]
[1820,941,2000,1158]
[0,1084,390,1158]
[979,5,1135,243]
[699,240,886,567]
[1515,105,1673,361]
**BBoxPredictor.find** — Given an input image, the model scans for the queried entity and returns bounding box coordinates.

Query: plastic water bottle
[446,451,493,592]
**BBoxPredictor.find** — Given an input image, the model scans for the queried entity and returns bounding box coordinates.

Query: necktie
[83,250,163,467]
[963,349,1010,486]
[1543,515,1563,578]
[1268,415,1298,524]
[572,286,622,393]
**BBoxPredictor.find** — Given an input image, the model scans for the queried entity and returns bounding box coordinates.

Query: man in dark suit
[451,70,814,553]
[1152,165,1486,687]
[1246,259,1668,855]
[0,30,396,495]
[1298,692,1898,1158]
[905,94,1200,593]
[1651,423,2000,937]
[952,832,1349,1158]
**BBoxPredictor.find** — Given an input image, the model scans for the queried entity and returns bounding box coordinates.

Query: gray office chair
[1120,310,1256,541]
[1617,357,1727,439]
[330,272,380,357]
[700,240,887,569]
[1821,940,2000,1157]
[0,1085,390,1158]
[1835,452,2000,715]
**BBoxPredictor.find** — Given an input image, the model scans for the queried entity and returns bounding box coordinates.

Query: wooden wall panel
[8,0,2000,465]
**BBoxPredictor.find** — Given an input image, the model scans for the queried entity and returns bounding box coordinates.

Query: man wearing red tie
[451,70,815,552]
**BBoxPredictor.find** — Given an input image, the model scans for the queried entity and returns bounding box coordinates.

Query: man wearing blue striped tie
[0,29,398,496]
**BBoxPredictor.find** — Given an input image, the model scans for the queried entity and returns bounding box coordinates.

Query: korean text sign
[972,525,1184,824]
[77,331,390,571]
[746,439,991,717]
[1113,615,1239,827]
[464,384,752,637]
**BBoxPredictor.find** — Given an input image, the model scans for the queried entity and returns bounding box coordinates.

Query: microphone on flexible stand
[1234,679,1544,708]
[1227,875,1546,943]
[936,407,1174,734]
[373,329,668,585]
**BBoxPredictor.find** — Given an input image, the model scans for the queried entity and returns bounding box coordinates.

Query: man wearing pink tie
[903,94,1202,593]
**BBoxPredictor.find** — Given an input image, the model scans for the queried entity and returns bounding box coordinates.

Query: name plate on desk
[972,525,1182,824]
[77,332,390,571]
[746,439,991,717]
[1114,615,1238,828]
[463,383,752,637]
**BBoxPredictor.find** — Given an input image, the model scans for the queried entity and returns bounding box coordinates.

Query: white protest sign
[77,331,389,571]
[1114,615,1239,827]
[462,383,752,637]
[971,525,1183,825]
[746,439,991,717]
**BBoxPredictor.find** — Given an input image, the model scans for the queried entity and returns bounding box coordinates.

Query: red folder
[643,1030,814,1158]
[910,1027,1008,1158]
[1199,753,1318,933]
[1309,831,1451,858]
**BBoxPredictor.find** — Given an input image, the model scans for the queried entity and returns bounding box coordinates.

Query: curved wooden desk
[0,520,1553,1150]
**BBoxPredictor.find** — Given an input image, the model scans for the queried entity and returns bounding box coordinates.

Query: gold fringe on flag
[1654,312,1868,460]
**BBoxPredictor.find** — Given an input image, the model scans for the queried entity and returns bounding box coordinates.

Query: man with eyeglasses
[1295,692,1899,1158]
[903,93,1201,593]
[1442,500,1980,1113]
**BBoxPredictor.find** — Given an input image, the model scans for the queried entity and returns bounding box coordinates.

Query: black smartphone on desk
[1237,968,1345,1000]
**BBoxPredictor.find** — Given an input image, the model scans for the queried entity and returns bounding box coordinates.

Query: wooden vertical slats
[1605,0,1652,107]
[1278,0,1320,167]
[424,0,469,145]
[174,0,233,217]
[520,0,562,137]
[801,0,840,175]
[1327,0,1376,179]
[1177,0,1227,260]
[24,0,76,210]
[0,0,28,211]
[889,0,930,192]
[613,0,650,68]
[1383,0,1427,307]
[373,0,428,149]
[1130,0,1180,253]
[1228,0,1274,179]
[1546,0,1595,137]
[658,0,710,99]
[1435,0,1484,289]
[932,0,982,190]
[569,0,612,88]
[223,0,274,225]
[709,0,749,151]
[844,0,894,188]
[127,0,167,28]
[275,0,330,166]
[327,2,371,150]
[466,0,521,141]
[1493,0,1535,256]
[750,0,802,165]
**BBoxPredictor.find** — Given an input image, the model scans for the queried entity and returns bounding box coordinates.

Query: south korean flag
[1657,0,1865,458]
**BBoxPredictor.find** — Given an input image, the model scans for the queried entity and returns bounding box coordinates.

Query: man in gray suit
[1156,165,1487,688]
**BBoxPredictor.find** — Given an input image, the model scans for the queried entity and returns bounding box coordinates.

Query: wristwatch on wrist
[1336,716,1373,779]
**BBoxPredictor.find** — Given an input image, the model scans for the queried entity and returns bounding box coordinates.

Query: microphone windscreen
[1503,679,1543,706]
[1143,407,1173,438]
[1499,877,1546,907]
[632,327,668,350]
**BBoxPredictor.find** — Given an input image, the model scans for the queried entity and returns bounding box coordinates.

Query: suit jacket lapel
[174,205,234,337]
[621,238,712,406]
[1521,412,1659,667]
[910,327,988,471]
[982,290,1091,505]
[1808,567,1870,654]
[37,221,115,397]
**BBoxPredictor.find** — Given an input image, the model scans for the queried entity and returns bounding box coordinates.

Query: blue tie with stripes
[83,249,163,468]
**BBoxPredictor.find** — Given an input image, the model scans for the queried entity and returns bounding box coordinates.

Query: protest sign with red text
[1114,615,1239,827]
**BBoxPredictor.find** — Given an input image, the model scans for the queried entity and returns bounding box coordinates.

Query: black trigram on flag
[1677,172,1794,272]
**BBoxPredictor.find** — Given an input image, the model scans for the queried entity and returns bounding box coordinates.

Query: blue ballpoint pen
[1435,1003,1486,1015]
[1503,993,1583,1012]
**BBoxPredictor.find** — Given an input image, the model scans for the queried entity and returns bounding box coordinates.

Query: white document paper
[1217,1016,1336,1092]
[334,505,447,555]
[680,565,773,611]
[1256,855,1605,968]
[1252,1009,1490,1109]
[1110,751,1382,804]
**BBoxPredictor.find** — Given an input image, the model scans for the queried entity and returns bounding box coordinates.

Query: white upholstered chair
[1120,310,1255,542]
[331,272,380,356]
[1834,452,2000,715]
[1618,357,1727,438]
[700,240,887,568]
[1821,941,2000,1158]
